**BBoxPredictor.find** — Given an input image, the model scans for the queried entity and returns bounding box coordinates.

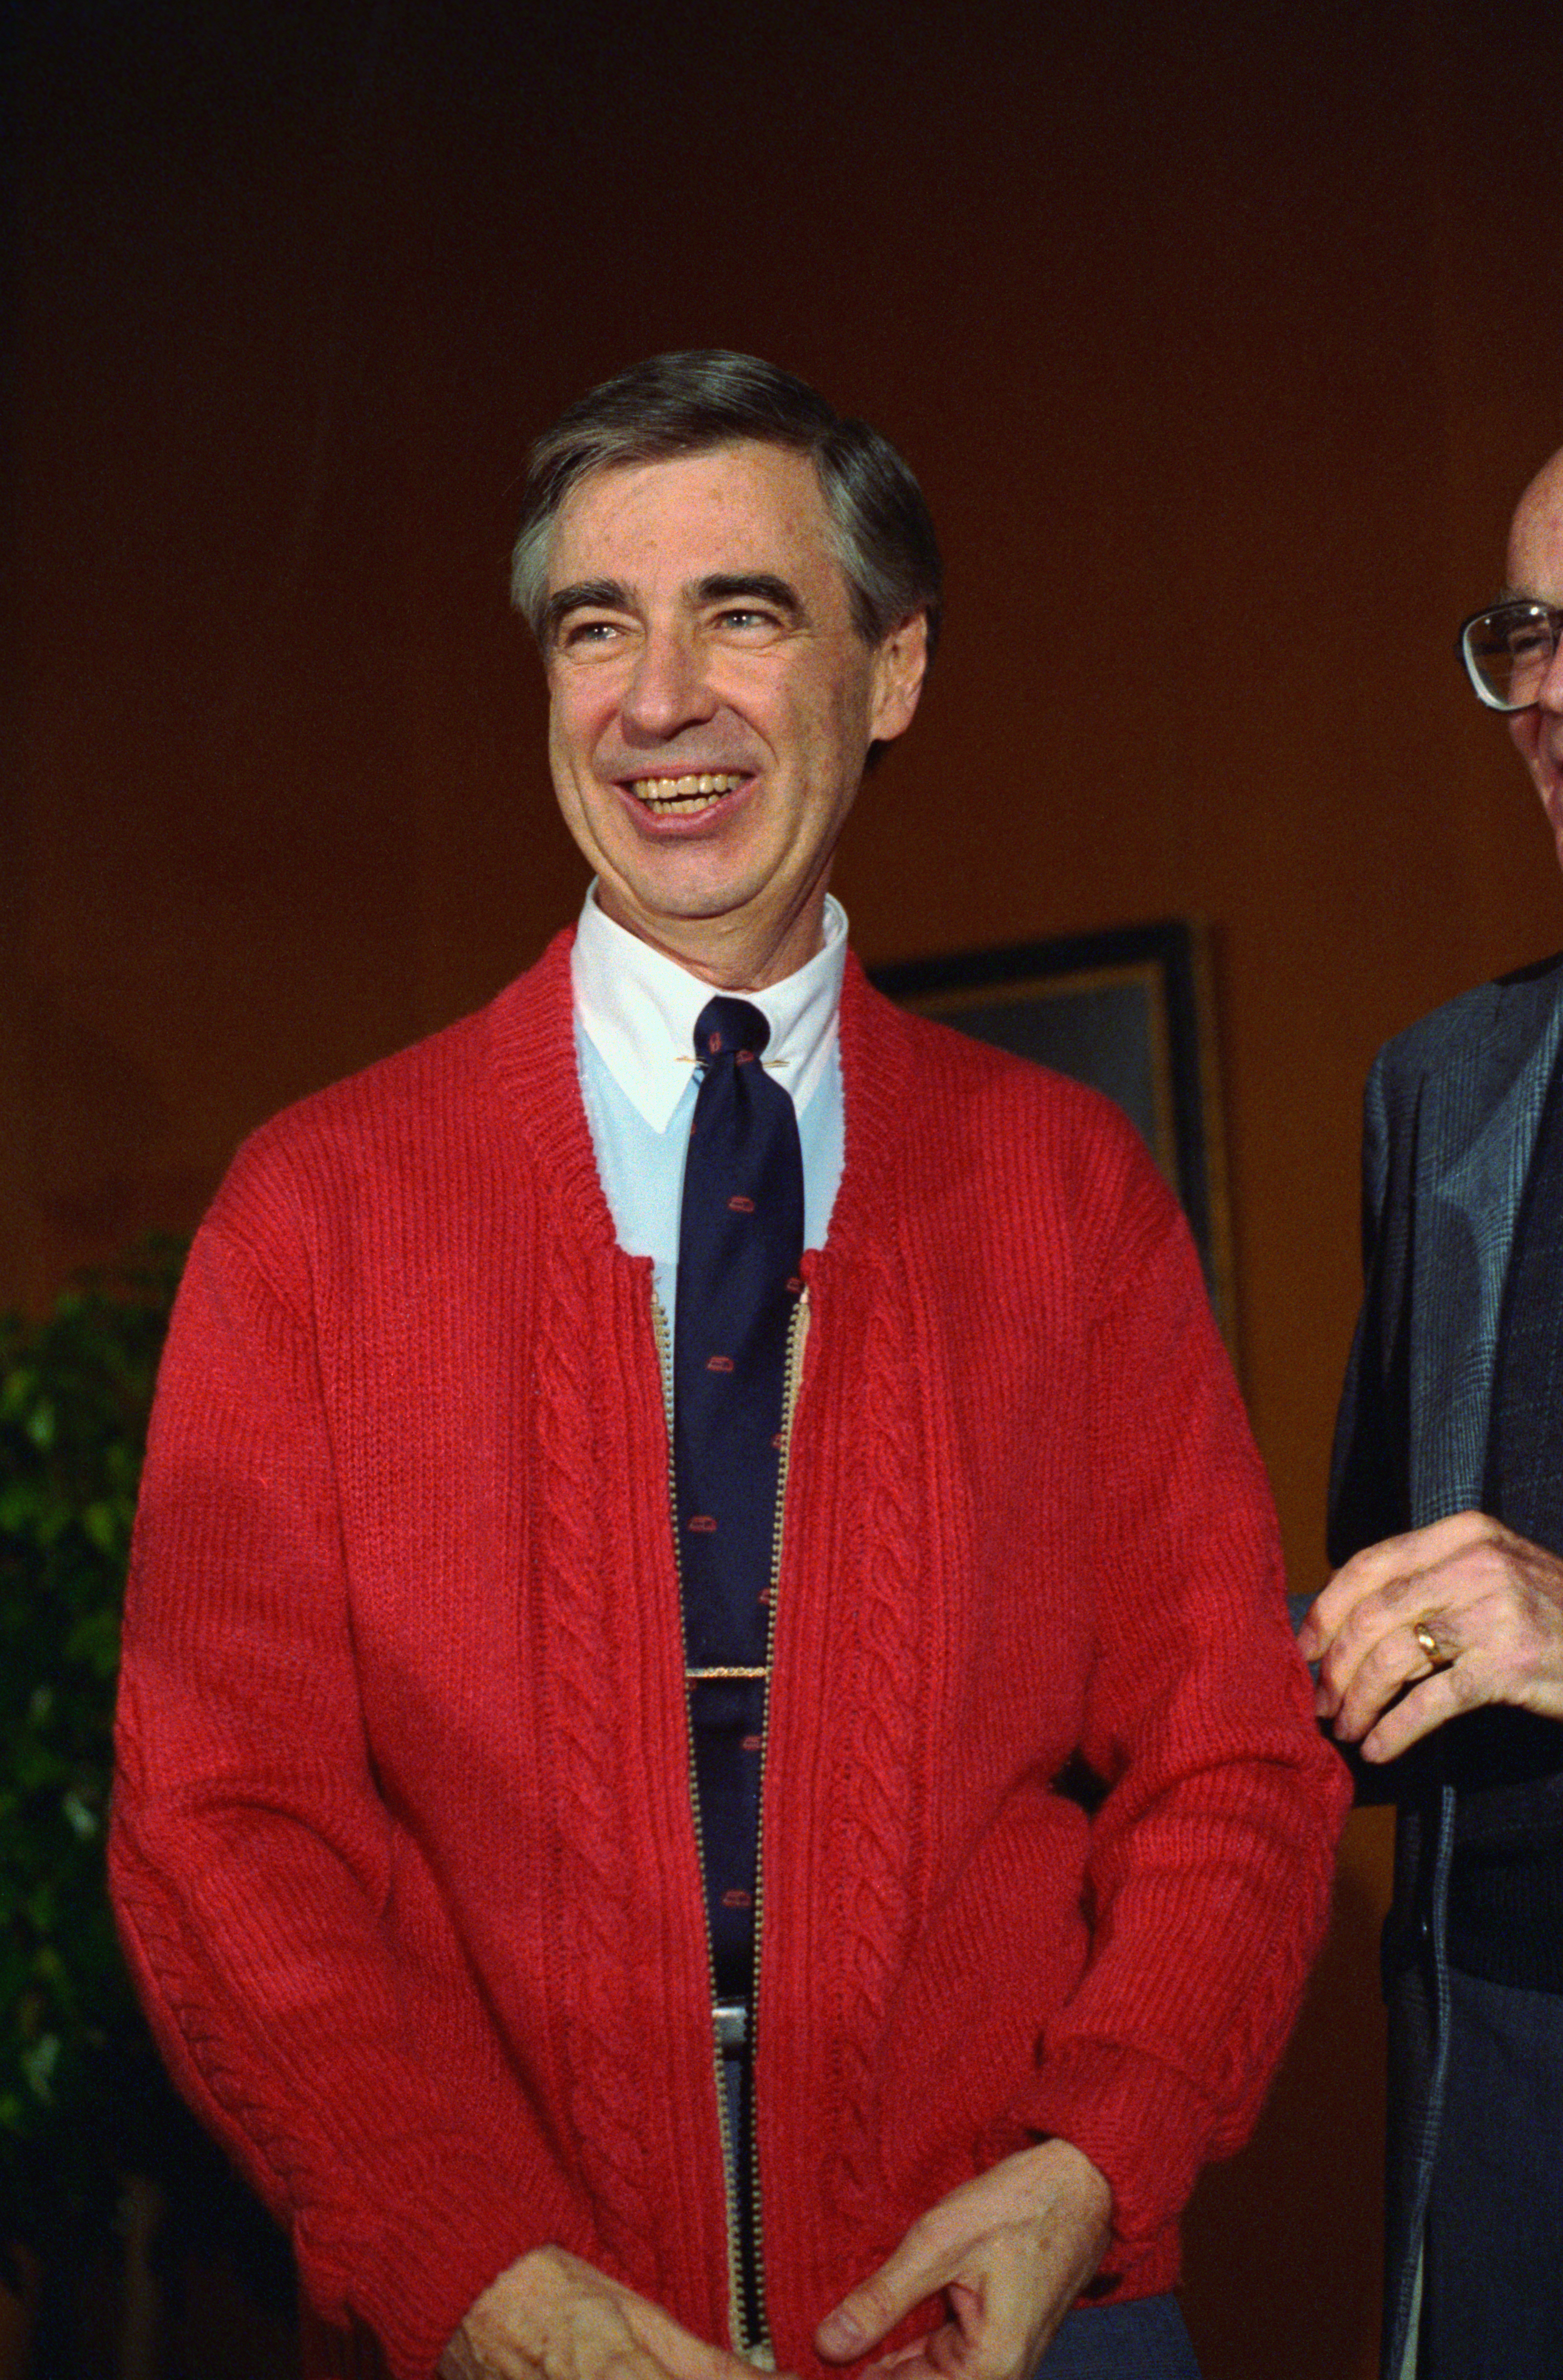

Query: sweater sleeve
[989,1143,1351,2262]
[109,1195,603,2378]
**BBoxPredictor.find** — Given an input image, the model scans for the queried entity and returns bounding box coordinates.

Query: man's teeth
[632,773,743,813]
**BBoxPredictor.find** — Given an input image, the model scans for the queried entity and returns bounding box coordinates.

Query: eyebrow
[542,579,631,642]
[696,572,806,619]
[543,571,809,646]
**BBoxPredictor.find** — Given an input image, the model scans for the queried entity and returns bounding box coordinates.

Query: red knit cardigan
[110,932,1348,2380]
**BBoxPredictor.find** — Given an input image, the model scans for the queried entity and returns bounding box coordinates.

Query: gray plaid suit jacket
[1329,949,1563,2380]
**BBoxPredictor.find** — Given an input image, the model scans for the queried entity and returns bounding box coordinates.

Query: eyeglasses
[1459,598,1563,712]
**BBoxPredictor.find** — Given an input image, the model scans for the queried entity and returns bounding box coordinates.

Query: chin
[612,869,769,934]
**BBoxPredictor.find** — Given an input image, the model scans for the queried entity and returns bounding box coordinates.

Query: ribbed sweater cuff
[992,2039,1214,2252]
[297,2146,599,2380]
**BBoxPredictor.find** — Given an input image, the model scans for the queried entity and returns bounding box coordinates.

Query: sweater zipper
[652,1282,807,2363]
[652,1286,746,2348]
[745,1287,807,2359]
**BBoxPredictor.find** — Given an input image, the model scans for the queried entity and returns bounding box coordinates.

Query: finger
[1307,1524,1435,1624]
[604,2322,742,2380]
[865,2340,940,2379]
[1305,1551,1419,1665]
[866,2317,991,2380]
[1299,1565,1377,1657]
[864,2352,945,2380]
[502,2257,748,2380]
[626,2303,755,2380]
[817,2287,904,2360]
[1322,1608,1456,1742]
[866,2243,1064,2380]
[931,2270,1032,2380]
[1321,1533,1528,1716]
[819,2232,951,2361]
[865,2332,952,2380]
[476,2310,690,2380]
[1304,1513,1500,1657]
[904,2273,1054,2380]
[1313,1597,1408,1718]
[1314,1555,1465,1715]
[1357,1666,1475,1761]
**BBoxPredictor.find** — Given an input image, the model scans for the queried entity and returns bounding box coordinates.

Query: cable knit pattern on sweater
[818,1236,925,2234]
[110,930,1349,2380]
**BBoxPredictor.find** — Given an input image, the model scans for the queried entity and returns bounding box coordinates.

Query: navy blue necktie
[674,997,804,2001]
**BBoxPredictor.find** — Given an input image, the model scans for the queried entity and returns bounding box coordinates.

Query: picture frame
[871,920,1237,1351]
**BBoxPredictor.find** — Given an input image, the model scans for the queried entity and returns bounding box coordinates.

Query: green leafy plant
[0,1243,183,2253]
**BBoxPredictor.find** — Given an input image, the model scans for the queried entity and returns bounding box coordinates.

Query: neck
[599,888,830,992]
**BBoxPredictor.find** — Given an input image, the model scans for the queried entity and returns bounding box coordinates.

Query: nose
[619,623,716,743]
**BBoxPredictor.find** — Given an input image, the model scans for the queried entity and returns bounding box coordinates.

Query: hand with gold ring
[1299,1510,1563,1762]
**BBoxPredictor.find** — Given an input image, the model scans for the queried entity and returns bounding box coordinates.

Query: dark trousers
[1038,2294,1199,2376]
[1420,1967,1563,2379]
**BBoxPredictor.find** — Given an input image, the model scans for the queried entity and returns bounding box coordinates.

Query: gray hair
[511,350,941,656]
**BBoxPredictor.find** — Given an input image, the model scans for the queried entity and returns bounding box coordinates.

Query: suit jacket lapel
[1411,969,1563,1520]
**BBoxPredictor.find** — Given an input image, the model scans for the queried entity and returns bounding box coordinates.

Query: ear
[867,612,930,747]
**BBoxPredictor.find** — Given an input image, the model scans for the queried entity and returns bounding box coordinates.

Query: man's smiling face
[542,440,925,989]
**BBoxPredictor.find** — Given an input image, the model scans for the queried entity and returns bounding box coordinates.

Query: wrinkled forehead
[545,440,842,591]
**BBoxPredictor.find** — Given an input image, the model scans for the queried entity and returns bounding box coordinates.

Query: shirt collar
[571,884,848,1133]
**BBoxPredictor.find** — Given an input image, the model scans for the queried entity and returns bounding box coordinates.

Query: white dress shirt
[571,886,847,1331]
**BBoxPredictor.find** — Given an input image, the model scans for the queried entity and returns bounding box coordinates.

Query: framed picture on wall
[870,920,1237,1352]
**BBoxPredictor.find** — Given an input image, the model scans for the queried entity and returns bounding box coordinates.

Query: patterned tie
[674,996,804,2001]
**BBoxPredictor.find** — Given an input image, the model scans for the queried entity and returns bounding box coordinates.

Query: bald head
[1504,445,1563,871]
[1507,445,1563,594]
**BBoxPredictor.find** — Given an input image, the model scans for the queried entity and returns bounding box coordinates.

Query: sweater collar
[570,885,848,1133]
[484,925,916,1263]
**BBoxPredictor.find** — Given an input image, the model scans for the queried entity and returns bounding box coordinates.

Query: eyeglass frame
[1458,597,1563,713]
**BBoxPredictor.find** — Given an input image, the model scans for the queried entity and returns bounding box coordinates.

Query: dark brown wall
[11,5,1563,2374]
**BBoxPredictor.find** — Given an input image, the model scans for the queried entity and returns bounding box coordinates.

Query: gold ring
[1414,1619,1450,1668]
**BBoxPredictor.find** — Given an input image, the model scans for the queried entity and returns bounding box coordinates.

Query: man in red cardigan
[110,354,1348,2380]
